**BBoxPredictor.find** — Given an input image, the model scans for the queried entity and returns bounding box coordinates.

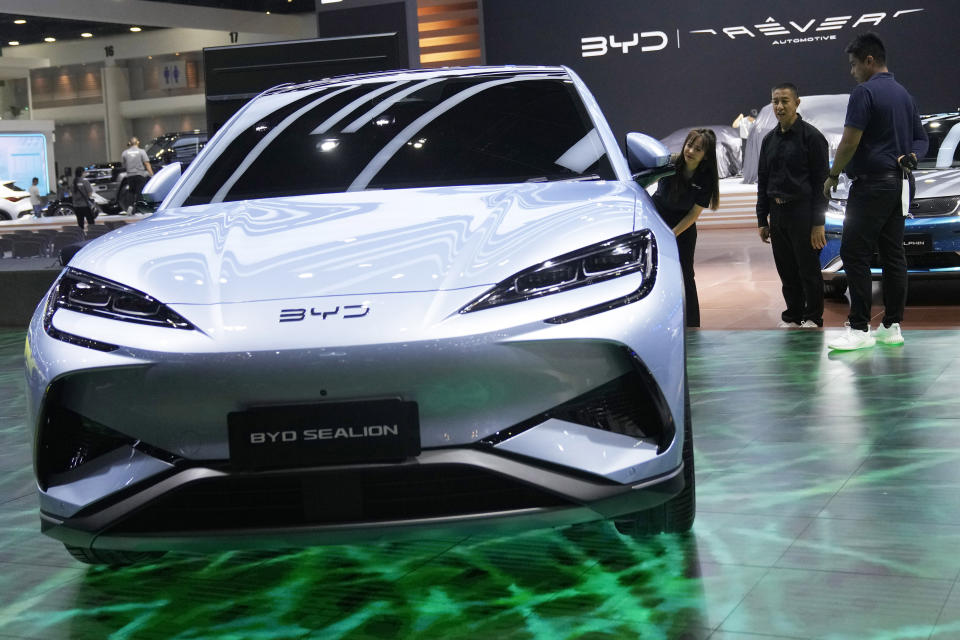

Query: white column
[101,59,131,162]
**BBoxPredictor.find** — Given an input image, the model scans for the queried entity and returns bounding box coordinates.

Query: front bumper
[40,448,685,553]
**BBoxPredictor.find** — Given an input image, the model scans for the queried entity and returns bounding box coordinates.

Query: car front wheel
[614,380,695,537]
[824,277,847,300]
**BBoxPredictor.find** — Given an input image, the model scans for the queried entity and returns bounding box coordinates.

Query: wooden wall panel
[417,0,482,68]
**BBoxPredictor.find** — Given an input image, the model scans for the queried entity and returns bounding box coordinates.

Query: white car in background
[0,180,35,220]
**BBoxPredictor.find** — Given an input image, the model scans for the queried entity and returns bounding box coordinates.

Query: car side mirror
[626,132,674,187]
[140,162,182,212]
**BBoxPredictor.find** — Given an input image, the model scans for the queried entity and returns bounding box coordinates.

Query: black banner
[484,0,958,142]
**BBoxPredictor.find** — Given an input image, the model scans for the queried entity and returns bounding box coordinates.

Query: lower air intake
[107,464,571,533]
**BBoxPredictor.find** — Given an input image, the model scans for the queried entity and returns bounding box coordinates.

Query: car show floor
[1,328,960,639]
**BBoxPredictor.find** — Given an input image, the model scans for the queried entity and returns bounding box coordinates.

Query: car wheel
[614,377,695,537]
[0,211,10,221]
[64,545,167,566]
[51,204,75,218]
[824,277,847,300]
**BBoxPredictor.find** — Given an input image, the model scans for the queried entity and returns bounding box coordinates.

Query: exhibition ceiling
[0,0,315,47]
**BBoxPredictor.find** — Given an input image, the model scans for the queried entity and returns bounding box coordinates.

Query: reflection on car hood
[71,182,640,304]
[913,168,960,198]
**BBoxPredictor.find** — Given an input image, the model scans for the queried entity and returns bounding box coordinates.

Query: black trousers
[840,178,906,330]
[676,224,700,328]
[118,174,149,210]
[769,203,823,325]
[74,205,96,231]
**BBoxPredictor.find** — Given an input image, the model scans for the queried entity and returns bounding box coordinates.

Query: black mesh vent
[37,407,134,489]
[107,464,571,533]
[549,373,658,440]
[909,197,959,218]
[481,369,672,450]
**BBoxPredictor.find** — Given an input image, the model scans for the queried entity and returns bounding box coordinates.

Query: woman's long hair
[671,128,720,210]
[73,166,85,189]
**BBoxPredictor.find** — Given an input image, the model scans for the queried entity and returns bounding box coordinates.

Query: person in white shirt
[732,108,758,170]
[118,137,154,213]
[28,177,43,217]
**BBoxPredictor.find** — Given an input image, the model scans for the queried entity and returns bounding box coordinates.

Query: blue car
[821,114,960,298]
[25,66,692,565]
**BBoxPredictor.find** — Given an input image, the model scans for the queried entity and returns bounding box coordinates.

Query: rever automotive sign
[484,1,954,140]
[581,8,924,57]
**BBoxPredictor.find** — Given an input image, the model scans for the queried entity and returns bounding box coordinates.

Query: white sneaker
[777,320,801,328]
[828,323,876,351]
[874,322,904,345]
[799,320,820,329]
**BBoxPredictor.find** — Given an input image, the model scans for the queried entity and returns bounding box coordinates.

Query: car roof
[261,65,569,96]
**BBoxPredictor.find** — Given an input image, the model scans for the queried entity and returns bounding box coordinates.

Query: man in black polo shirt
[824,32,928,350]
[757,82,829,329]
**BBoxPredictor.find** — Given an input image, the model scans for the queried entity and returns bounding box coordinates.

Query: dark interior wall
[316,2,409,69]
[483,0,959,141]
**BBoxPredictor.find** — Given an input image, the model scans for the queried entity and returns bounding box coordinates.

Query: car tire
[614,377,695,537]
[64,545,167,566]
[823,277,847,300]
[0,211,10,221]
[50,204,75,218]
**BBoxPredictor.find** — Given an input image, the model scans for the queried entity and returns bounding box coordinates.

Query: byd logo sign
[581,8,924,57]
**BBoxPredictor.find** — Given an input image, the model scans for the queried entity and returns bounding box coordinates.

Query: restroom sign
[161,61,186,88]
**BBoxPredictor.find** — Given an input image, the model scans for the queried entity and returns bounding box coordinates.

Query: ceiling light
[8,41,20,46]
[44,37,56,43]
[81,32,93,38]
[130,26,142,32]
[14,19,26,25]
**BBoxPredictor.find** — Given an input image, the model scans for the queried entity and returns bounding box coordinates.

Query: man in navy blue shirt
[823,32,927,351]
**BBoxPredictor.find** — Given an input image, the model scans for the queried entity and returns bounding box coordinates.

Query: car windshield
[179,73,615,206]
[145,136,174,159]
[919,118,960,168]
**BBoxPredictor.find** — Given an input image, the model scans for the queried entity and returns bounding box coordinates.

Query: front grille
[908,252,960,269]
[107,464,572,533]
[910,197,960,218]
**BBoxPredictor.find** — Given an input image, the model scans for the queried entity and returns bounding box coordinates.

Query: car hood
[71,182,641,304]
[914,168,960,198]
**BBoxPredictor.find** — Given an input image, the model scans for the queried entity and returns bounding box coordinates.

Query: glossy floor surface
[2,328,960,639]
[696,228,960,330]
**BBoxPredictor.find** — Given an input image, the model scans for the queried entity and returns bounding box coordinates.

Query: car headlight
[459,230,657,319]
[45,268,194,331]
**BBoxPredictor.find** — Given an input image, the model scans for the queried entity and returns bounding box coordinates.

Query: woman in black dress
[652,128,720,327]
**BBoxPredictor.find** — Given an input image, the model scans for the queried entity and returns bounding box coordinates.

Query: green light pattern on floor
[2,328,960,639]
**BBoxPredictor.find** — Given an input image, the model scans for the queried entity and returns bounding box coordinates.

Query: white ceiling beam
[0,0,316,36]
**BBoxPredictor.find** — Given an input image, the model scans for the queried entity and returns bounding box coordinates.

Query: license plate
[228,399,420,470]
[903,234,931,254]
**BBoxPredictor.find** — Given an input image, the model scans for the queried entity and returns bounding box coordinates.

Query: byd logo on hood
[581,8,923,57]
